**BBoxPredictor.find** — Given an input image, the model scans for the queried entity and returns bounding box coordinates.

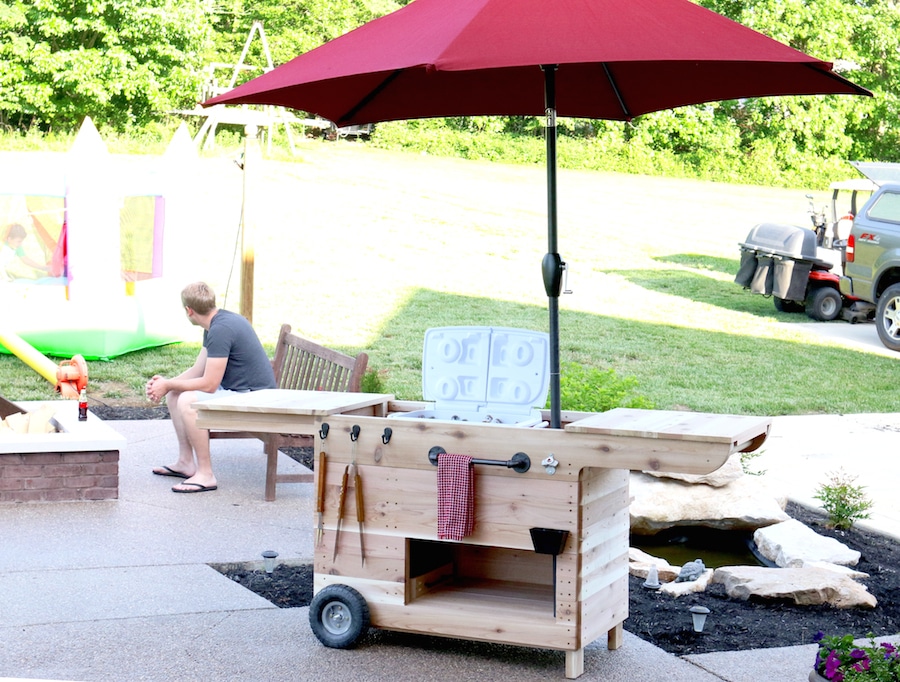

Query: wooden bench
[208,323,368,501]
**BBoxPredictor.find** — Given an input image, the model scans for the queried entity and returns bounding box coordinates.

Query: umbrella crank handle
[561,258,572,295]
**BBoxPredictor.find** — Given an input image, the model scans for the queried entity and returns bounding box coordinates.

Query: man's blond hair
[181,282,217,315]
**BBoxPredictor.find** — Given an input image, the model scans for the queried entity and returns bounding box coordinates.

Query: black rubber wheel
[876,283,900,352]
[806,287,842,321]
[309,584,370,649]
[773,297,805,314]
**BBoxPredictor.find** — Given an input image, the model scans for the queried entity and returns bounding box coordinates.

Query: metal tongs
[332,463,365,565]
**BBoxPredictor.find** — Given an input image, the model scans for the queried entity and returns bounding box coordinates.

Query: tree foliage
[0,0,214,132]
[2,0,900,184]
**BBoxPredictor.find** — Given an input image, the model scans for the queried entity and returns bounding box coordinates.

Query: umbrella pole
[541,65,562,429]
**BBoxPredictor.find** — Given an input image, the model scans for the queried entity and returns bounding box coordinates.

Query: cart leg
[607,622,623,650]
[565,648,584,679]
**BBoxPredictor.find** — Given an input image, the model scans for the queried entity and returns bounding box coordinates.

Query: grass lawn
[2,142,896,415]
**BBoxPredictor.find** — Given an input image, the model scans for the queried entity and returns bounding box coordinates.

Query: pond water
[631,526,768,570]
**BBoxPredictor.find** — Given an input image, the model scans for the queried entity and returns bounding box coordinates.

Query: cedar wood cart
[302,404,769,679]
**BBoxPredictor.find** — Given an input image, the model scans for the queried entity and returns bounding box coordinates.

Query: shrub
[360,368,388,395]
[555,362,654,413]
[813,469,873,530]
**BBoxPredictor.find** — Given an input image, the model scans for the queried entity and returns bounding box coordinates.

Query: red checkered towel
[437,453,474,541]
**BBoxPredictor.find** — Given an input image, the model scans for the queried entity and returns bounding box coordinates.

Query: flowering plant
[813,632,900,681]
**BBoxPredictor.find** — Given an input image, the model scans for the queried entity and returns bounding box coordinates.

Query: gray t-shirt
[203,309,276,392]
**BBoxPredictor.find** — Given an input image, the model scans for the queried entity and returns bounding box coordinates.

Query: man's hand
[146,375,167,404]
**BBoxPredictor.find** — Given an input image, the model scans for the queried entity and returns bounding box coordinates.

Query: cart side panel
[580,574,629,646]
[329,461,578,550]
[577,468,630,647]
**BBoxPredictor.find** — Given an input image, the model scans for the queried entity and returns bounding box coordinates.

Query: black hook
[319,423,329,440]
[381,427,392,445]
[350,424,360,442]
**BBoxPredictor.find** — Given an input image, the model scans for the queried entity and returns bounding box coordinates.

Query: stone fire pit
[0,400,126,502]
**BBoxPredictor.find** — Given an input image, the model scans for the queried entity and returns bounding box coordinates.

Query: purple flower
[814,631,826,643]
[850,648,867,659]
[825,650,843,679]
[851,658,871,672]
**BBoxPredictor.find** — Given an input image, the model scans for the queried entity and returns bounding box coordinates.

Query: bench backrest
[271,323,368,393]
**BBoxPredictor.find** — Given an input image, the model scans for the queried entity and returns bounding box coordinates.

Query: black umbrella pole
[548,297,561,428]
[542,65,562,429]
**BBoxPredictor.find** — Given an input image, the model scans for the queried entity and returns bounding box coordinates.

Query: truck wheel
[309,584,370,649]
[774,297,804,313]
[807,287,842,321]
[876,283,900,351]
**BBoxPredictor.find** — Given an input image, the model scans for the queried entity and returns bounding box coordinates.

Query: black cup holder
[529,528,569,555]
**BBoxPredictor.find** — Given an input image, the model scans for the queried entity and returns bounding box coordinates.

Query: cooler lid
[422,326,550,417]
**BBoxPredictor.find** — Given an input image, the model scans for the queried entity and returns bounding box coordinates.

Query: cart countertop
[194,389,394,416]
[565,408,770,449]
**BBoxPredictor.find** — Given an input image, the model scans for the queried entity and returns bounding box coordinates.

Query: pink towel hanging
[437,452,474,541]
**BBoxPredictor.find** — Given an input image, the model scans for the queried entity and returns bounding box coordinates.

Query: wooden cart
[309,406,770,679]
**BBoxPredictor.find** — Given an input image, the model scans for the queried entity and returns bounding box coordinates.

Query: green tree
[0,0,214,133]
[701,0,900,165]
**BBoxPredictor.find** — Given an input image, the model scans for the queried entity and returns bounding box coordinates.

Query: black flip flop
[153,466,190,479]
[172,482,218,493]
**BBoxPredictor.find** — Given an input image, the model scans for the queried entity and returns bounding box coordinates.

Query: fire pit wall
[0,400,126,503]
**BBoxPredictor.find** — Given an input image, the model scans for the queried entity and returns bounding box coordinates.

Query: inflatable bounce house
[0,118,194,361]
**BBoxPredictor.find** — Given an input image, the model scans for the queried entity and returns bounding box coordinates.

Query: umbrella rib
[602,63,631,119]
[802,63,872,97]
[340,69,404,124]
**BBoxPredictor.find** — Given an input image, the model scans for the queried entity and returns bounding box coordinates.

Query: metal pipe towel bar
[428,446,530,474]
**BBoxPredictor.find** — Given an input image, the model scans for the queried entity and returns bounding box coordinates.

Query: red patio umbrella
[206,0,869,427]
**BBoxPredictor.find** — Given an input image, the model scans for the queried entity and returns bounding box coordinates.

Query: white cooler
[391,326,550,427]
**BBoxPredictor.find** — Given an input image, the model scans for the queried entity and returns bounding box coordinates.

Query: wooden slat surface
[196,389,393,416]
[566,408,771,447]
[317,413,756,477]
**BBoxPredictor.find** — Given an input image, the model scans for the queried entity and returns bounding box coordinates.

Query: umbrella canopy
[206,0,870,426]
[205,0,867,124]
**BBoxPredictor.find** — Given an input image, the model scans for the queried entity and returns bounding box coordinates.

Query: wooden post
[240,124,260,323]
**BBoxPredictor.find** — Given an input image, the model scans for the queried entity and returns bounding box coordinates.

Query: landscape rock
[798,560,869,579]
[629,472,789,534]
[642,452,744,487]
[754,518,861,567]
[712,566,877,608]
[628,547,679,582]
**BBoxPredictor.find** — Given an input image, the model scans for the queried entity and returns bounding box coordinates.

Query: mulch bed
[98,408,900,655]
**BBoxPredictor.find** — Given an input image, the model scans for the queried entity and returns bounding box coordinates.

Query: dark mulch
[103,406,900,655]
[92,404,170,420]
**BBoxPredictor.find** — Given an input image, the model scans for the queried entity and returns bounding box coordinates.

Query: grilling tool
[349,423,365,565]
[355,466,365,566]
[332,464,350,562]
[315,451,326,546]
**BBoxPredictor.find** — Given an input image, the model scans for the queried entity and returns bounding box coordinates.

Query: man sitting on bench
[145,281,276,493]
